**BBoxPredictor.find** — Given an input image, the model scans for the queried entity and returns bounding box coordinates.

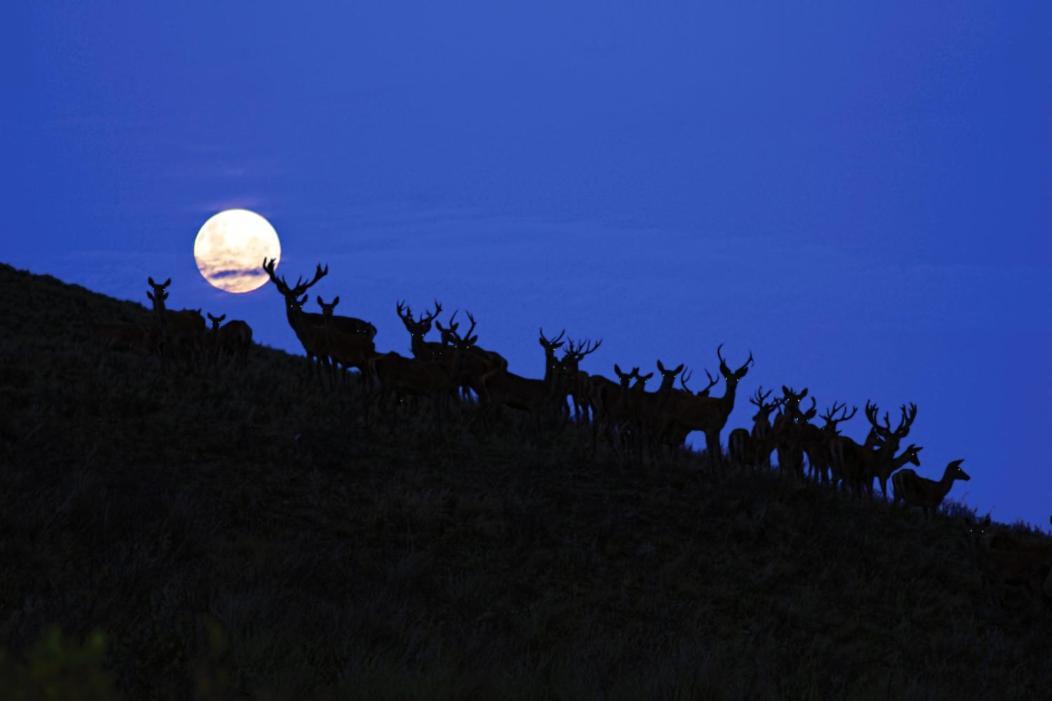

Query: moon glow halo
[193,209,281,293]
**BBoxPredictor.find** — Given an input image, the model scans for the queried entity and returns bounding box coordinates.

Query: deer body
[748,388,782,469]
[664,346,752,465]
[262,260,339,374]
[207,313,253,359]
[891,459,969,516]
[146,277,205,356]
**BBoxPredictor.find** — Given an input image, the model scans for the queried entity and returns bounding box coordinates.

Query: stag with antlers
[262,259,374,379]
[470,327,567,429]
[662,345,752,466]
[660,368,721,450]
[802,402,857,483]
[830,401,922,499]
[262,259,331,374]
[773,386,815,479]
[396,300,449,363]
[435,311,509,402]
[559,337,603,424]
[864,402,922,498]
[746,387,782,469]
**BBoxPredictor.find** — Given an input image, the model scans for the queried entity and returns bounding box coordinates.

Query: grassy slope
[0,261,1050,700]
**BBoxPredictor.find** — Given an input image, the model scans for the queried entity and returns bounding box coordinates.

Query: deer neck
[936,464,959,495]
[284,299,309,333]
[714,378,739,419]
[890,450,914,470]
[410,332,427,357]
[542,351,558,384]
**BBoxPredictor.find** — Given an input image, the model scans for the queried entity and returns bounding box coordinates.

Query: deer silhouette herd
[86,259,1052,605]
[91,259,975,515]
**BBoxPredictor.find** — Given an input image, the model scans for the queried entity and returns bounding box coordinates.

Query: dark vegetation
[1,261,1051,699]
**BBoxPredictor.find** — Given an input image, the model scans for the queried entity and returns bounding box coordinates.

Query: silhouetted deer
[365,351,456,420]
[206,313,252,361]
[316,294,377,374]
[663,345,752,466]
[396,300,449,363]
[559,337,603,424]
[802,402,857,483]
[261,260,341,377]
[316,294,377,342]
[748,387,782,469]
[435,311,508,402]
[659,368,721,452]
[587,364,640,451]
[891,458,968,517]
[774,386,814,478]
[475,327,566,428]
[146,277,205,359]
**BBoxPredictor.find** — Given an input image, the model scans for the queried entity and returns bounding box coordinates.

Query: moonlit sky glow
[5,3,1051,527]
[193,209,280,293]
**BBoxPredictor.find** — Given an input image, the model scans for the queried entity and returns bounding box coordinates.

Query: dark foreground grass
[1,261,1050,700]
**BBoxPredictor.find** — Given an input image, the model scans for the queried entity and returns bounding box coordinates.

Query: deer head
[146,276,171,312]
[442,311,479,350]
[318,296,340,316]
[819,401,857,436]
[897,444,924,468]
[262,258,328,312]
[538,328,566,354]
[779,386,809,418]
[717,344,753,384]
[749,387,782,421]
[680,368,720,397]
[866,397,917,442]
[613,364,638,388]
[396,299,442,336]
[207,313,226,331]
[655,359,685,392]
[538,327,566,379]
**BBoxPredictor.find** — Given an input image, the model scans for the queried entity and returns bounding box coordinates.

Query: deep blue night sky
[6,4,1051,526]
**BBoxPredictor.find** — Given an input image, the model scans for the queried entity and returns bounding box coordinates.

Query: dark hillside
[0,261,1050,700]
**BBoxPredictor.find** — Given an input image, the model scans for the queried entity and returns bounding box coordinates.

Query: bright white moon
[193,209,281,293]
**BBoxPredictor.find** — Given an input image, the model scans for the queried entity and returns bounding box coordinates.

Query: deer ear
[333,296,339,306]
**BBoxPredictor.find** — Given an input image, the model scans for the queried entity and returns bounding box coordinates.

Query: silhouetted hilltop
[1,261,1050,700]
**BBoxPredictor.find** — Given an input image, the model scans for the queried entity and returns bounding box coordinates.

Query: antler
[716,344,754,378]
[749,386,773,408]
[395,300,411,324]
[461,311,479,345]
[421,300,443,325]
[569,338,602,359]
[261,258,287,293]
[539,328,566,349]
[895,403,918,437]
[290,263,328,296]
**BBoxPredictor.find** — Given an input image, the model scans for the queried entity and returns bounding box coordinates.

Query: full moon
[193,209,281,293]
